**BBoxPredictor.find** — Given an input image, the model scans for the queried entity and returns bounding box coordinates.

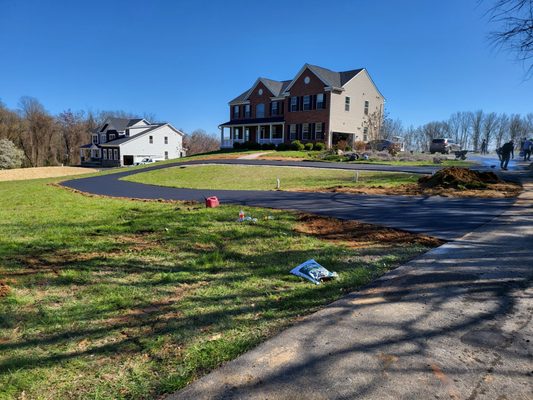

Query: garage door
[123,155,134,165]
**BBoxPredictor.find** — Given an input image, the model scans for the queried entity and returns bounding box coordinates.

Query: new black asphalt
[61,159,516,240]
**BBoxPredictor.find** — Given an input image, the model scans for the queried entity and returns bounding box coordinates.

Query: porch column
[230,127,234,141]
[257,125,260,143]
[220,127,224,147]
[269,124,273,141]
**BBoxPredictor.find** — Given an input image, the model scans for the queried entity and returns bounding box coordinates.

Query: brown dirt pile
[295,214,443,248]
[0,280,11,297]
[418,167,502,189]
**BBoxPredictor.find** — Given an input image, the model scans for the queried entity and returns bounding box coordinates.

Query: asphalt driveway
[61,159,516,241]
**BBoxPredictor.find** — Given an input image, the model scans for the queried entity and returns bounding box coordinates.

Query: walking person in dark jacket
[500,140,514,170]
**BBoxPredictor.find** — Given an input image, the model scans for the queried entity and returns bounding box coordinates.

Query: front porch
[220,123,285,148]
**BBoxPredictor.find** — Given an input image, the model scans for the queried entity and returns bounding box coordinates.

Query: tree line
[381,111,533,152]
[0,97,220,168]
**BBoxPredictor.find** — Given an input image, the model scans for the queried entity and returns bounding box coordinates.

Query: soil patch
[0,280,11,297]
[295,214,443,248]
[0,166,99,182]
[418,167,502,189]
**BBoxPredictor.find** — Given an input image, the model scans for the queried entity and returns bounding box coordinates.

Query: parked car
[134,157,156,165]
[366,139,391,151]
[429,138,461,154]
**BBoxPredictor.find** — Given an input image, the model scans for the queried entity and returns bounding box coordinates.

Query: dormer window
[92,134,99,144]
[100,134,106,144]
[109,134,116,141]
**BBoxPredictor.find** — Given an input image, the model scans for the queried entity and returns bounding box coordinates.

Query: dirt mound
[418,167,502,190]
[0,280,11,297]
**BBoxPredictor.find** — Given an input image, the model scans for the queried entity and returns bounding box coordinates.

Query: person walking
[522,138,532,161]
[481,139,487,155]
[500,140,514,170]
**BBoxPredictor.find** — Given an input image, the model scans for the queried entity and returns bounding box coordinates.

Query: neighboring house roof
[91,117,151,133]
[80,143,97,149]
[100,123,184,147]
[219,116,284,127]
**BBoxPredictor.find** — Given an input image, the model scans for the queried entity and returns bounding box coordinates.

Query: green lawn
[123,165,419,191]
[0,176,436,399]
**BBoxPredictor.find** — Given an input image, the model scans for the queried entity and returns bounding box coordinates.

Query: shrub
[262,143,276,150]
[276,143,288,151]
[314,142,326,151]
[354,141,366,152]
[233,142,241,150]
[291,140,305,151]
[336,140,349,152]
[304,142,314,151]
[388,143,402,156]
[0,139,24,169]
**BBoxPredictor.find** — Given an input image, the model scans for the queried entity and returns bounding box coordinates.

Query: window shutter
[312,95,317,110]
[311,123,315,139]
[297,124,302,140]
[298,96,303,111]
[322,94,326,109]
[269,102,272,116]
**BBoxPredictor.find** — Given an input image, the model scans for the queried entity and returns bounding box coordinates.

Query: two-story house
[219,64,384,149]
[80,117,185,167]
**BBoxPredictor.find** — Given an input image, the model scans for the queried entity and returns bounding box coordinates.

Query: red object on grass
[205,196,220,208]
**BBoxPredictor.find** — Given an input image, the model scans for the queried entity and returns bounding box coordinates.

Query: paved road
[168,178,533,400]
[62,159,516,240]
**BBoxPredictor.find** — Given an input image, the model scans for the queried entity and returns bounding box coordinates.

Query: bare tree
[495,113,510,148]
[509,113,527,142]
[470,110,484,151]
[482,112,499,149]
[57,109,90,165]
[487,0,533,75]
[183,129,220,155]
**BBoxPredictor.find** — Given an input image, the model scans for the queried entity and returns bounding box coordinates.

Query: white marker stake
[354,171,359,182]
[276,177,281,190]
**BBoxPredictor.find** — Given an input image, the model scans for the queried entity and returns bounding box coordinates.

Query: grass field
[122,165,419,191]
[0,175,438,399]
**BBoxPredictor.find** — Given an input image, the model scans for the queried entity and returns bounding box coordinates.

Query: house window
[272,125,283,139]
[244,127,250,141]
[315,122,324,140]
[271,101,279,116]
[302,123,310,140]
[149,136,153,144]
[164,151,169,160]
[92,135,99,144]
[109,134,116,140]
[317,93,324,109]
[364,100,369,115]
[290,96,298,112]
[363,127,369,142]
[103,149,107,160]
[303,96,311,111]
[114,149,118,160]
[244,104,251,118]
[91,149,100,158]
[256,103,265,118]
[290,124,297,140]
[260,126,268,139]
[233,105,240,119]
[164,136,168,144]
[100,134,106,144]
[345,96,350,111]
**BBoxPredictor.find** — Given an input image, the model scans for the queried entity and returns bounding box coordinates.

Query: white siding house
[80,117,185,167]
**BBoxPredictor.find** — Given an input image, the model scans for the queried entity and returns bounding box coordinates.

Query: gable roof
[100,123,184,147]
[92,117,151,133]
[229,64,369,104]
[229,78,292,105]
[283,64,364,93]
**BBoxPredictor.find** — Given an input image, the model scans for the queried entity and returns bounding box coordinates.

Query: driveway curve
[61,159,515,240]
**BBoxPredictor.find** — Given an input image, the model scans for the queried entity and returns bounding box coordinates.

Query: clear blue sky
[0,0,531,134]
